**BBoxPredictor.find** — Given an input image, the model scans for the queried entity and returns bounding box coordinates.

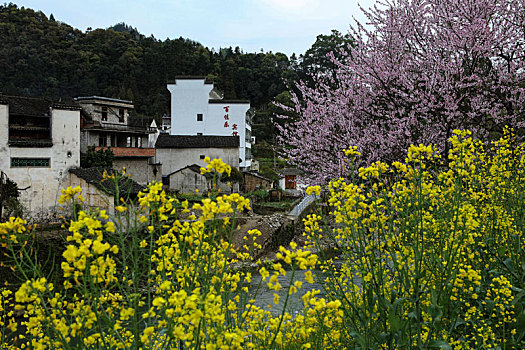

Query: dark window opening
[117,135,127,147]
[99,135,107,147]
[118,109,125,123]
[197,133,203,136]
[8,114,51,143]
[101,107,108,121]
[11,158,50,167]
[200,155,205,159]
[197,114,203,121]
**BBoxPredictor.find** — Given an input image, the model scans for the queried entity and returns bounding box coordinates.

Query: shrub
[81,146,115,168]
[247,188,269,203]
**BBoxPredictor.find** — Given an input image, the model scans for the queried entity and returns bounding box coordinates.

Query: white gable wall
[168,80,213,135]
[167,79,252,169]
[0,105,80,221]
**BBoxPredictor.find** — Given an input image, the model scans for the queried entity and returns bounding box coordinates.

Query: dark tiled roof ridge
[208,99,250,104]
[167,163,203,177]
[52,102,81,111]
[155,134,240,149]
[69,167,144,196]
[167,76,214,84]
[0,95,79,114]
[243,171,273,182]
[0,94,52,102]
[74,96,133,105]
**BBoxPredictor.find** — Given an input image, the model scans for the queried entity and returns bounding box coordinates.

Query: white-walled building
[155,134,240,177]
[0,95,80,221]
[167,77,252,170]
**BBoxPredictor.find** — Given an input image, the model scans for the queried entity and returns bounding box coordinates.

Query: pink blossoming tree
[277,0,525,183]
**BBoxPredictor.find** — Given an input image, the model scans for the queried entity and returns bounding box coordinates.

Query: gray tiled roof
[1,95,50,116]
[168,76,214,84]
[0,95,80,116]
[74,96,133,105]
[155,134,240,149]
[167,164,204,177]
[243,171,273,182]
[208,99,250,104]
[69,167,144,197]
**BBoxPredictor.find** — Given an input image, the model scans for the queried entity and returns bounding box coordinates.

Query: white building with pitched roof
[0,95,80,220]
[167,77,252,170]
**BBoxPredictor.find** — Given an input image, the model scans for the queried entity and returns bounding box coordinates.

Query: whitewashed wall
[156,147,239,177]
[167,79,251,168]
[0,105,80,221]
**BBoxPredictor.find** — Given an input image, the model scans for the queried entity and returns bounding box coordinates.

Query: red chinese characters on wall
[223,106,230,130]
[224,106,238,136]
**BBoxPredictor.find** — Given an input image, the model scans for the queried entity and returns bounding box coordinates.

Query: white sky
[11,0,377,56]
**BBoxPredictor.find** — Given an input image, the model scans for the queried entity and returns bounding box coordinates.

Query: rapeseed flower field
[1,129,524,349]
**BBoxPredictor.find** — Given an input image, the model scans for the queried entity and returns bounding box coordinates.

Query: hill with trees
[0,4,305,127]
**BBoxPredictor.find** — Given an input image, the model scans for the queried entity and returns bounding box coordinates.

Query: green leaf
[391,297,407,312]
[389,313,402,332]
[349,332,367,348]
[503,258,515,273]
[485,300,495,313]
[427,339,452,349]
[407,311,418,320]
[516,311,525,342]
[452,317,466,330]
[430,304,443,322]
[512,290,525,306]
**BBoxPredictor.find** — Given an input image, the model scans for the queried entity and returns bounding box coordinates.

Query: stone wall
[68,173,115,214]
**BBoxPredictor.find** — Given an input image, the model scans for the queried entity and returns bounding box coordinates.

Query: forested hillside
[0,4,352,144]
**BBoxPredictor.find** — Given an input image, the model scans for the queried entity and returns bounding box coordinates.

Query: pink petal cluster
[277,0,525,183]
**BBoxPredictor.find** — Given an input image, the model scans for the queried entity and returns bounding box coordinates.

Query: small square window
[200,155,205,160]
[197,114,203,121]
